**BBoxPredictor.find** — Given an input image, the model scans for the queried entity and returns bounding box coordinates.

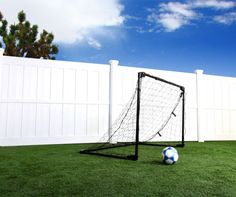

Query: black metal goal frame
[80,72,185,160]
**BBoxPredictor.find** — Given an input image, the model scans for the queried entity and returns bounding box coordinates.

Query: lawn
[0,142,236,197]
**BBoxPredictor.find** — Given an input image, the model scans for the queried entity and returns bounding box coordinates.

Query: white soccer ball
[162,146,179,165]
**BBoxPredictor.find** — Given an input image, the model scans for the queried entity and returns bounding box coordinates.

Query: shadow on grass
[141,160,166,166]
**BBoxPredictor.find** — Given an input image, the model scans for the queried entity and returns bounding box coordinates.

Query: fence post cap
[195,69,204,74]
[109,60,119,66]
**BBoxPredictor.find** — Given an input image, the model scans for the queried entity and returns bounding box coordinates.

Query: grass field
[0,142,236,197]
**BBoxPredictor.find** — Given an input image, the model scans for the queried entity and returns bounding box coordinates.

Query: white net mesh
[108,73,183,144]
[139,75,183,143]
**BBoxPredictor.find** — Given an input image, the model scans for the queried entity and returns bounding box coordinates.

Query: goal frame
[80,72,185,160]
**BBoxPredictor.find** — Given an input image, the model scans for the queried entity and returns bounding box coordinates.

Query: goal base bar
[79,142,138,160]
[80,150,138,160]
[79,142,135,153]
[139,142,185,147]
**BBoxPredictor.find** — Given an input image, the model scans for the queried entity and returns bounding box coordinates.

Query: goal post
[80,72,185,160]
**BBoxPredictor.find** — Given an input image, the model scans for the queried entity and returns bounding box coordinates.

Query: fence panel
[0,56,110,146]
[0,56,236,146]
[201,75,236,140]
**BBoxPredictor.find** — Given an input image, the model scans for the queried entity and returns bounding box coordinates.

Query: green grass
[0,142,236,197]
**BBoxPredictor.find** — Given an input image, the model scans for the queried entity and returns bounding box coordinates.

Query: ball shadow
[141,160,166,166]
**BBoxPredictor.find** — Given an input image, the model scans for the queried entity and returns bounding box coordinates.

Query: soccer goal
[80,72,185,160]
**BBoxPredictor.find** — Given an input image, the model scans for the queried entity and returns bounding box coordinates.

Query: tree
[0,10,58,59]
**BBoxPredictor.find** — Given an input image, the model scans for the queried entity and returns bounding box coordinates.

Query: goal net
[80,72,185,160]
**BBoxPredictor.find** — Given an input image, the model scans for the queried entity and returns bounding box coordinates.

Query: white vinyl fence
[0,55,236,146]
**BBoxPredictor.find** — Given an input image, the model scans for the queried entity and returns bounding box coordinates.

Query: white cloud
[0,0,124,48]
[214,12,236,24]
[160,2,195,17]
[87,37,102,50]
[148,2,197,32]
[147,0,236,32]
[191,0,235,10]
[148,13,187,32]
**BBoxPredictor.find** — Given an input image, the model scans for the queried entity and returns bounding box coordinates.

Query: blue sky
[1,0,236,76]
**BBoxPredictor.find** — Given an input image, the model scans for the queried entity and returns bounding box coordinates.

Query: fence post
[195,69,204,142]
[0,48,4,56]
[108,60,119,140]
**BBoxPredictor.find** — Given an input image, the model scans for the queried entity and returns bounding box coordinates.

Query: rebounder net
[80,72,185,160]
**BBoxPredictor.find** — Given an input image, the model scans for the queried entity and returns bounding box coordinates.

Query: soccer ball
[162,147,179,165]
